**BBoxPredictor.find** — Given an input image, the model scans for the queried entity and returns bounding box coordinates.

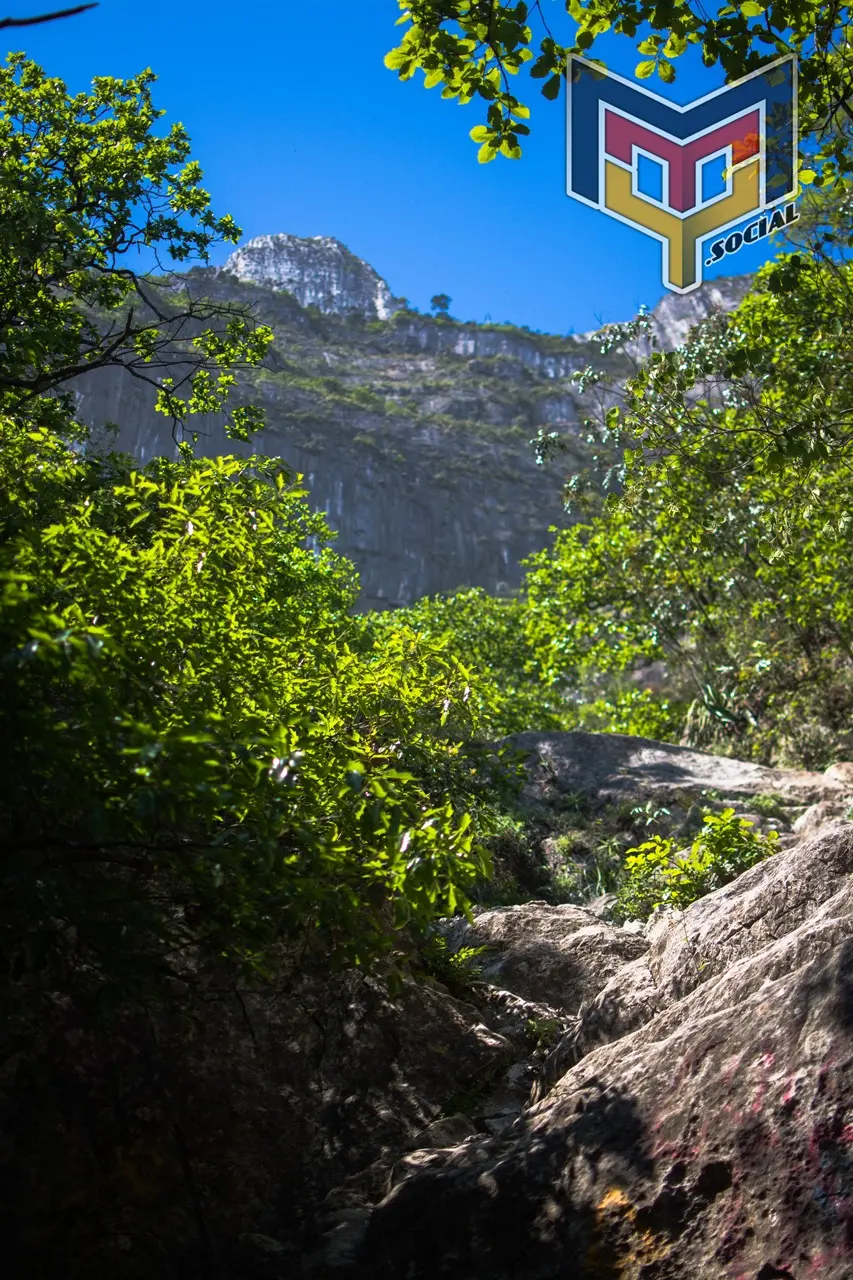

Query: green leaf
[635,60,656,79]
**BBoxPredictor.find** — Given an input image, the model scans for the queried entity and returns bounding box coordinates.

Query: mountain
[73,236,752,609]
[222,233,406,320]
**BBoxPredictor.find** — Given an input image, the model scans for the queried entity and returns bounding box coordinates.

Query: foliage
[0,419,500,1024]
[430,293,452,314]
[416,931,492,991]
[524,397,853,766]
[385,1,851,184]
[361,587,568,737]
[547,829,625,901]
[0,53,271,441]
[750,792,790,821]
[576,256,853,502]
[615,809,779,919]
[526,1015,564,1050]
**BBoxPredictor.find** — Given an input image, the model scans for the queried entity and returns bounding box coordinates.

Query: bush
[416,932,491,992]
[0,421,494,1030]
[360,587,568,737]
[615,809,779,920]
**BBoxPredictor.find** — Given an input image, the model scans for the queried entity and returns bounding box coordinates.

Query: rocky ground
[6,732,851,1280]
[301,736,853,1280]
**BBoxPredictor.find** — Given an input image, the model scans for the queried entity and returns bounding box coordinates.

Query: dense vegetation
[0,56,498,1044]
[5,0,853,1053]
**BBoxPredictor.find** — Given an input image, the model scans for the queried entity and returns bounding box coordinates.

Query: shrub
[0,422,494,1030]
[416,932,491,992]
[615,809,779,920]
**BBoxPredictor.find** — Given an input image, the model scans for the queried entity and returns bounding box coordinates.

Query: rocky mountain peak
[221,232,405,319]
[649,272,753,348]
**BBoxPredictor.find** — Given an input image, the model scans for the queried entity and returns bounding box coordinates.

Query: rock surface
[73,237,751,608]
[5,735,853,1279]
[330,822,853,1279]
[509,729,853,808]
[439,901,649,1013]
[222,234,406,319]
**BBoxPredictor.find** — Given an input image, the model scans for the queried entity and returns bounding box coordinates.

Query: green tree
[430,292,452,314]
[362,587,565,736]
[0,53,271,442]
[1,426,494,1022]
[385,1,852,184]
[0,54,496,1029]
[524,407,853,766]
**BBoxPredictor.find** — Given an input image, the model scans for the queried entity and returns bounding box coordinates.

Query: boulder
[794,800,851,837]
[507,730,853,810]
[439,902,649,1013]
[335,823,853,1280]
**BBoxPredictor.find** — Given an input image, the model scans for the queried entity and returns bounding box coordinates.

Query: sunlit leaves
[1,422,494,1004]
[0,54,271,442]
[385,0,851,181]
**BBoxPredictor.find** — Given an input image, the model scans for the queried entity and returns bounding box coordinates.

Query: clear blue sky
[18,0,786,334]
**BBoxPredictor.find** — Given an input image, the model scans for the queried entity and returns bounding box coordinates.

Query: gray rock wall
[71,237,752,609]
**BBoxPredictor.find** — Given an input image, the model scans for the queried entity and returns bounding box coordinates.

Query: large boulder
[335,823,853,1279]
[508,730,853,809]
[439,902,648,1013]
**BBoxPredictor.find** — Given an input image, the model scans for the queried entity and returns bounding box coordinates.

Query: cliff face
[648,273,752,348]
[73,235,752,609]
[222,234,406,320]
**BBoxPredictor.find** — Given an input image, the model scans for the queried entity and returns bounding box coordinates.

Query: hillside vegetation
[3,19,853,1101]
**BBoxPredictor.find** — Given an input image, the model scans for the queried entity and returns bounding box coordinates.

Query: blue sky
[18,0,788,334]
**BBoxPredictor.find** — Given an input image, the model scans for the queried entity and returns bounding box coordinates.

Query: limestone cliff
[73,235,752,609]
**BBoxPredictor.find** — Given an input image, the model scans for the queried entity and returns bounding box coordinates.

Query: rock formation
[72,235,751,608]
[305,737,853,1279]
[330,818,853,1280]
[8,733,853,1280]
[221,234,406,320]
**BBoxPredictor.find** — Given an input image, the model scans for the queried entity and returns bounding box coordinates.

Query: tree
[430,292,452,315]
[385,1,852,185]
[0,52,496,1028]
[0,54,272,442]
[523,407,853,767]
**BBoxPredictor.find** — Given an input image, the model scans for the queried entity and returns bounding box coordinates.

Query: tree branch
[0,3,97,29]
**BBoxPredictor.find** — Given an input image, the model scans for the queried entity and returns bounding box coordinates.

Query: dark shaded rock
[326,823,853,1280]
[0,964,517,1279]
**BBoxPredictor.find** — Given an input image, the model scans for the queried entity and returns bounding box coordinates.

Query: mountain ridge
[74,234,752,608]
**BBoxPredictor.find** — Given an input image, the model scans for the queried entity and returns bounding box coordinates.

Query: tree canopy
[387,2,852,173]
[0,58,501,1037]
[0,53,271,442]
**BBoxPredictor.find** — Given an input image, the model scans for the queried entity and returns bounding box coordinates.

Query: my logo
[567,54,798,294]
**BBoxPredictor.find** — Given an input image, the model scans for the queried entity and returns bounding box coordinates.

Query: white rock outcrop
[222,233,405,319]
